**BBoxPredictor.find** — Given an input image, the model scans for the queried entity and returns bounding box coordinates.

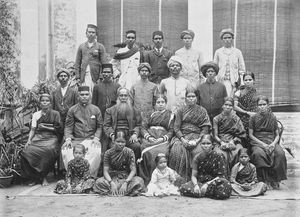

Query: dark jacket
[75,41,107,83]
[143,48,173,84]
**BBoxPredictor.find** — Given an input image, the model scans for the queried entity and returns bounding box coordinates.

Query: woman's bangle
[124,180,129,184]
[108,180,113,184]
[193,183,198,187]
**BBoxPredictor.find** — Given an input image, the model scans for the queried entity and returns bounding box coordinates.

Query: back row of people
[75,24,245,98]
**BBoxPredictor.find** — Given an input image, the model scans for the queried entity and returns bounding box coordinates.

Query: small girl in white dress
[144,153,180,197]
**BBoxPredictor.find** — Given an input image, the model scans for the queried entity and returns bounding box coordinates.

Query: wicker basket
[0,175,13,188]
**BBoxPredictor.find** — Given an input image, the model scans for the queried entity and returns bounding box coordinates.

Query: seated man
[61,86,102,178]
[104,87,142,160]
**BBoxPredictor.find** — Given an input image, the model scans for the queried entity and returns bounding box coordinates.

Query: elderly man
[92,63,121,156]
[130,62,158,121]
[175,30,204,87]
[143,30,173,84]
[159,56,190,113]
[62,86,102,177]
[196,61,227,123]
[104,87,142,159]
[111,30,142,90]
[214,28,246,97]
[75,24,107,92]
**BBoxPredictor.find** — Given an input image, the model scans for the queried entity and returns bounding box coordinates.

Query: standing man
[104,87,142,160]
[175,30,204,87]
[52,68,78,133]
[159,56,190,113]
[144,30,173,84]
[214,28,246,97]
[196,61,227,123]
[111,30,142,90]
[62,86,103,178]
[75,24,107,92]
[130,62,158,121]
[92,63,121,155]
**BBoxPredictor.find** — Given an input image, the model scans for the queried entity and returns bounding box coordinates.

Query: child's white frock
[144,167,180,196]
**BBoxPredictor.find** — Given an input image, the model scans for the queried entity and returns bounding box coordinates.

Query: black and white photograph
[0,0,299,216]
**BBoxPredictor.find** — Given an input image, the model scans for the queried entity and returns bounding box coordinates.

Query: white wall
[188,0,213,62]
[75,0,97,49]
[20,0,39,89]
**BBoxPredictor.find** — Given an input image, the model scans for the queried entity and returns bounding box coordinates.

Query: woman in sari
[179,134,231,200]
[93,131,144,196]
[169,89,211,180]
[213,97,246,177]
[21,94,61,186]
[249,96,287,189]
[234,71,257,149]
[138,94,174,184]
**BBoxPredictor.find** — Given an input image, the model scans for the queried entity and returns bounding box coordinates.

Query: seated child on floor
[230,148,267,197]
[143,153,180,197]
[54,144,95,194]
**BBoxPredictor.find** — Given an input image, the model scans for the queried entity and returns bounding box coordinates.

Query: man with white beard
[103,87,142,160]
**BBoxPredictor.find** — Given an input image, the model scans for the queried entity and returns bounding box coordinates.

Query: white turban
[167,56,184,68]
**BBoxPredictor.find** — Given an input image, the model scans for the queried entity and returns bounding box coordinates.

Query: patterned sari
[138,110,174,184]
[249,109,287,182]
[230,162,267,197]
[236,86,257,132]
[93,147,144,196]
[213,111,246,175]
[169,105,211,179]
[179,150,231,200]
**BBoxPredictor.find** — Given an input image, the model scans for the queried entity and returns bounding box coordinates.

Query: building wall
[213,0,300,104]
[97,0,188,56]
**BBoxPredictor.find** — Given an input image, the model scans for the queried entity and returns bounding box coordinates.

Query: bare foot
[42,178,49,186]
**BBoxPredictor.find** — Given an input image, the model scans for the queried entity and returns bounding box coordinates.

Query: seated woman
[234,71,257,149]
[249,95,287,189]
[138,94,174,184]
[54,144,95,194]
[21,94,61,186]
[231,148,267,197]
[213,97,246,176]
[93,131,145,196]
[169,88,211,180]
[179,134,231,200]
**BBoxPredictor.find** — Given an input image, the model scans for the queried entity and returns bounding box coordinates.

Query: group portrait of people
[20,24,287,200]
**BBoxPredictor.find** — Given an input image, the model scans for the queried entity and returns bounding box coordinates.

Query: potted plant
[0,135,21,188]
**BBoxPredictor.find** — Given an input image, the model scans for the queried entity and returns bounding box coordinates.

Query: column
[188,0,213,62]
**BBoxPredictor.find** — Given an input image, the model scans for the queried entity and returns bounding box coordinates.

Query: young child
[143,153,180,197]
[230,148,267,197]
[54,144,95,194]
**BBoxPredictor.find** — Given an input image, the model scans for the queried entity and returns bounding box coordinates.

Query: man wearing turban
[214,28,246,97]
[159,56,190,113]
[130,62,158,121]
[175,30,204,87]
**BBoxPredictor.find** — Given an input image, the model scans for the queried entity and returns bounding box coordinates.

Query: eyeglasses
[126,36,135,39]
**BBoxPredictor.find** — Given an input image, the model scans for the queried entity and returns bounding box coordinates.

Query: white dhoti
[82,70,94,93]
[62,139,101,178]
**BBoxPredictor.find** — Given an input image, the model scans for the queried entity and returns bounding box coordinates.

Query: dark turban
[56,68,70,78]
[152,30,164,39]
[138,62,152,73]
[102,63,113,71]
[200,61,219,77]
